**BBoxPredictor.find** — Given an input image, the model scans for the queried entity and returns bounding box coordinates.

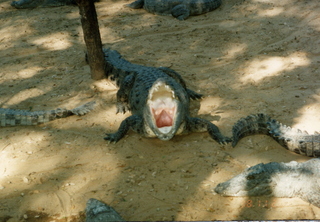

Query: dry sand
[1,0,320,221]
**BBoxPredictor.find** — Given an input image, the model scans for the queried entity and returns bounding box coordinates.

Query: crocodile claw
[104,134,119,143]
[116,102,130,114]
[218,136,232,145]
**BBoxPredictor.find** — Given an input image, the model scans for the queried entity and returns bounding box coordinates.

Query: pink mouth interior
[148,82,177,132]
[153,109,173,128]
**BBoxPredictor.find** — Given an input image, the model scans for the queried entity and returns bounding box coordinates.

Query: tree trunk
[76,0,105,80]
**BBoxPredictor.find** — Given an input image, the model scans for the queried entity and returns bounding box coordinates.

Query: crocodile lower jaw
[158,126,173,134]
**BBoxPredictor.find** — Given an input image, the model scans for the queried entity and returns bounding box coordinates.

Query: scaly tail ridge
[70,101,96,116]
[267,119,320,157]
[232,113,272,147]
[0,101,95,127]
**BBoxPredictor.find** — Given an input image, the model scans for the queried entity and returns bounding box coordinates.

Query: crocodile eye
[246,174,255,180]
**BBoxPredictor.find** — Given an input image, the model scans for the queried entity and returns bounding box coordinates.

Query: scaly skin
[232,113,320,157]
[0,101,95,126]
[126,0,222,20]
[85,198,124,222]
[214,158,320,208]
[102,48,230,144]
[11,0,76,9]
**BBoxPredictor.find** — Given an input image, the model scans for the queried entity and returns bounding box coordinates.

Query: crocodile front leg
[171,4,190,20]
[104,115,144,143]
[186,117,231,145]
[126,0,144,9]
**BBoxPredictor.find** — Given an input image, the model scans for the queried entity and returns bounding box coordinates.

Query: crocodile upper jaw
[147,80,179,140]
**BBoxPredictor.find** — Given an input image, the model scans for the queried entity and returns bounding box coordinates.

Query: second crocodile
[102,48,230,144]
[10,0,99,9]
[11,0,77,9]
[214,158,320,208]
[126,0,222,20]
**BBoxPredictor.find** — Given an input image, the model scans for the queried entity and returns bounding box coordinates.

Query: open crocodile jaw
[147,81,178,138]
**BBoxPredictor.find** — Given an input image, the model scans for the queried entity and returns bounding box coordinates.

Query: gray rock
[85,198,124,222]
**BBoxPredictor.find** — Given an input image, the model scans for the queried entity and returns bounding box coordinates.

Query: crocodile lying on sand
[85,198,124,222]
[126,0,222,20]
[214,113,320,207]
[0,101,95,126]
[102,48,230,144]
[10,0,99,9]
[214,158,320,208]
[232,113,320,157]
[11,0,77,9]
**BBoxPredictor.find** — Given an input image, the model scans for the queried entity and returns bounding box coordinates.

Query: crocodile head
[145,79,186,141]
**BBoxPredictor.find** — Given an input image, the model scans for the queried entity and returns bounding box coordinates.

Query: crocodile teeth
[158,126,172,134]
[149,81,175,100]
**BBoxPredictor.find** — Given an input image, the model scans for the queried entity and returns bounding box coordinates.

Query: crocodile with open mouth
[102,48,230,144]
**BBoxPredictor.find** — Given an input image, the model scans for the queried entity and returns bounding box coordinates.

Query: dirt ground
[1,0,320,221]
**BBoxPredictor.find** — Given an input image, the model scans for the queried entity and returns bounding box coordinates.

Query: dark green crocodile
[0,101,95,126]
[11,0,77,9]
[126,0,222,20]
[232,113,320,157]
[10,0,99,9]
[102,48,230,144]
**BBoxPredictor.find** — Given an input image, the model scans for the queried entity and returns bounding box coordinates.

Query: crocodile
[232,113,320,157]
[85,198,124,222]
[11,0,77,9]
[10,0,99,9]
[102,48,230,144]
[0,101,95,126]
[126,0,222,20]
[214,158,320,208]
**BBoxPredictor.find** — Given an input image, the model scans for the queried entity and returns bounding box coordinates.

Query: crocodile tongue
[154,109,173,128]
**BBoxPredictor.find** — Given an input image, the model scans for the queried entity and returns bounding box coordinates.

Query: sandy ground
[1,0,320,221]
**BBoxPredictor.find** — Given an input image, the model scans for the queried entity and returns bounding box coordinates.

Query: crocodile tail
[232,113,272,147]
[70,101,96,116]
[103,48,141,87]
[0,108,70,126]
[0,101,95,127]
[267,120,320,157]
